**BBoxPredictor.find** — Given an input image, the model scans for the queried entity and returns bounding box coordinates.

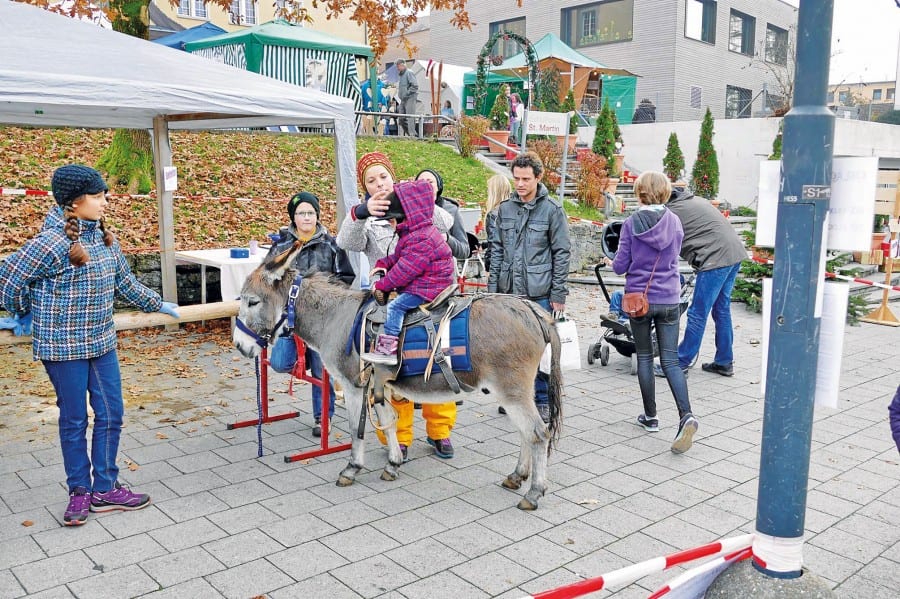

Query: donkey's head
[232,241,304,358]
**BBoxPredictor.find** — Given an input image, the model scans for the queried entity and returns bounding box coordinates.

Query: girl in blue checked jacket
[0,165,180,526]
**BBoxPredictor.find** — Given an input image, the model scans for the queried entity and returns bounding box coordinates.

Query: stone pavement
[0,283,898,599]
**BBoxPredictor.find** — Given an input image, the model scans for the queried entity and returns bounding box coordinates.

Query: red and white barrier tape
[568,216,605,227]
[0,188,288,204]
[521,534,755,599]
[648,547,753,598]
[749,255,900,293]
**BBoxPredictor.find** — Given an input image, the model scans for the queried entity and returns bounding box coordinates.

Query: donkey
[233,242,563,510]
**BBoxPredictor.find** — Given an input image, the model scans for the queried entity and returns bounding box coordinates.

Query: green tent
[185,20,373,121]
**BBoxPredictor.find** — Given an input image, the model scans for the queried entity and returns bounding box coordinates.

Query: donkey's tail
[546,323,563,453]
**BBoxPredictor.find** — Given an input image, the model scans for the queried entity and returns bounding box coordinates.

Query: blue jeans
[630,304,691,419]
[533,298,551,406]
[307,347,335,420]
[678,263,741,368]
[43,350,123,493]
[384,292,425,337]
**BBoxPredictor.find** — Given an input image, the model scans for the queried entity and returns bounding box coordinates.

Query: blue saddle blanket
[347,303,472,377]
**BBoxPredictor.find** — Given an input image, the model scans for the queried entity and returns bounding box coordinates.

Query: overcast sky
[784,0,899,84]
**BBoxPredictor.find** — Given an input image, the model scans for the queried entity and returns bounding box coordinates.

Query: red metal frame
[228,344,300,430]
[283,335,352,462]
[457,255,487,293]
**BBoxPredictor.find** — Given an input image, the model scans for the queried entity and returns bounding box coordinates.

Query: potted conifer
[691,107,720,202]
[663,132,685,183]
[485,89,510,153]
[592,97,619,193]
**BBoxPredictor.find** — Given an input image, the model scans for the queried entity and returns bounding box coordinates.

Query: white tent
[382,60,470,116]
[0,0,359,302]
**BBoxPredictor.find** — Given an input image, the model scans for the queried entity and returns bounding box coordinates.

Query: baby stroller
[586,222,694,374]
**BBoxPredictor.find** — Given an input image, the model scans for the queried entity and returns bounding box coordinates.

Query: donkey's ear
[264,240,303,283]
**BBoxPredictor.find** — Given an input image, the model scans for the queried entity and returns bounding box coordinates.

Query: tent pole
[152,116,178,321]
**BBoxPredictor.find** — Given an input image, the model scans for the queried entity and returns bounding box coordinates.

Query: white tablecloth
[174,248,263,301]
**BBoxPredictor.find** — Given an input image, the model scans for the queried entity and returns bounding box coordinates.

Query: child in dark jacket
[362,180,456,365]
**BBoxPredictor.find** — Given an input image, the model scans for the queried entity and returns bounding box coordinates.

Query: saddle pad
[397,307,473,377]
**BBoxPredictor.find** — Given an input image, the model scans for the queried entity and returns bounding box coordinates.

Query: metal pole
[755,0,835,579]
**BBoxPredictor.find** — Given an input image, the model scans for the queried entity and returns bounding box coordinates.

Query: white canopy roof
[0,0,361,299]
[0,1,357,130]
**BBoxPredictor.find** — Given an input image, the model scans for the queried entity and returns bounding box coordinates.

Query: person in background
[0,164,179,526]
[509,92,524,144]
[482,174,511,274]
[416,168,470,260]
[487,153,569,424]
[267,191,355,437]
[889,385,900,454]
[385,97,400,136]
[632,98,657,124]
[440,100,455,119]
[610,171,698,454]
[337,152,457,461]
[395,59,419,137]
[657,185,746,378]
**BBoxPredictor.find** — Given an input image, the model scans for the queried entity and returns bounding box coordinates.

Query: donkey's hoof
[502,476,522,490]
[517,497,538,511]
[380,469,398,481]
[336,475,355,487]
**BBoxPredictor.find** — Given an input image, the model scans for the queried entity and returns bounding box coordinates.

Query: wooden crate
[853,250,884,265]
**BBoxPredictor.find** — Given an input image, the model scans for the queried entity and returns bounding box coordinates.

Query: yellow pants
[376,398,456,446]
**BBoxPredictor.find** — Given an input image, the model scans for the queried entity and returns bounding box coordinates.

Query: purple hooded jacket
[890,385,900,453]
[374,180,456,302]
[612,207,683,305]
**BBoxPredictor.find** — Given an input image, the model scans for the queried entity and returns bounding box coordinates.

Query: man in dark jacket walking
[488,153,570,422]
[632,98,656,124]
[662,187,746,377]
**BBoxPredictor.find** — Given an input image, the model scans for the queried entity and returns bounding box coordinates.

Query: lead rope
[255,356,263,458]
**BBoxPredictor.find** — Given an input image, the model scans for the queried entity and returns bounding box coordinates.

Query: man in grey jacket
[488,152,570,422]
[395,59,419,138]
[664,187,747,377]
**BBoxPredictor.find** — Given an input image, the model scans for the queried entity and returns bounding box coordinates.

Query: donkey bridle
[235,274,304,348]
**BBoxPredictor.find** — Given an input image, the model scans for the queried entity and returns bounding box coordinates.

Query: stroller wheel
[599,344,610,366]
[587,342,599,365]
[630,353,638,375]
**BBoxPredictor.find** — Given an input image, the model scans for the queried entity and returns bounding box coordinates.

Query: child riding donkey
[362,179,456,365]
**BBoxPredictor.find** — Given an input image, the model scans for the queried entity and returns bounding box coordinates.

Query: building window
[872,89,883,101]
[765,24,788,65]
[178,0,207,18]
[728,10,755,55]
[230,0,256,25]
[561,0,634,49]
[888,88,896,100]
[838,90,848,104]
[690,86,702,109]
[685,0,716,45]
[765,92,786,113]
[726,85,752,118]
[489,17,527,59]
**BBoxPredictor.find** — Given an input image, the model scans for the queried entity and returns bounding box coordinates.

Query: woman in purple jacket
[611,171,698,453]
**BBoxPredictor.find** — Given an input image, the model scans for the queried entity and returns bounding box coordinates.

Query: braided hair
[63,204,115,266]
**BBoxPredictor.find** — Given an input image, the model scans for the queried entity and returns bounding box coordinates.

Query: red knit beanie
[356,152,396,189]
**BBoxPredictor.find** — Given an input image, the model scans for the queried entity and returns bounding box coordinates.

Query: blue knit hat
[51,165,108,207]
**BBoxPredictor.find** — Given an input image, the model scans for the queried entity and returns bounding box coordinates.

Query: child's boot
[362,334,399,365]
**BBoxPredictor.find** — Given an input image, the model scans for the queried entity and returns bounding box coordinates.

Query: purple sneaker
[90,482,151,513]
[426,437,454,459]
[64,487,91,526]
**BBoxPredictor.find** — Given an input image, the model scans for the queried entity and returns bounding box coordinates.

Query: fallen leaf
[21,520,34,527]
[576,498,601,505]
[155,432,168,439]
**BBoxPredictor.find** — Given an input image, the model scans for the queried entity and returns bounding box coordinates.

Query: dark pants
[43,350,123,493]
[533,297,551,406]
[630,304,692,419]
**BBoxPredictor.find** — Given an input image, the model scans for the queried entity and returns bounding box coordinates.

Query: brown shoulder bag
[621,254,661,318]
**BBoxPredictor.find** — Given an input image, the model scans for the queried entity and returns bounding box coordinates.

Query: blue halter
[235,274,304,348]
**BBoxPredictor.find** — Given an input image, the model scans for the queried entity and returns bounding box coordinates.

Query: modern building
[383,16,431,66]
[151,0,365,45]
[828,79,897,121]
[430,0,799,122]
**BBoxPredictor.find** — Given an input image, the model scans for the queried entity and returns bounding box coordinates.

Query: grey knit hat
[51,165,108,207]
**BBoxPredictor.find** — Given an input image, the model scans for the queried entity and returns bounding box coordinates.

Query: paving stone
[370,509,449,545]
[311,500,389,532]
[135,577,223,598]
[382,536,468,578]
[266,540,349,581]
[208,478,279,507]
[205,557,294,599]
[94,505,175,539]
[260,512,338,547]
[397,570,491,599]
[0,534,47,570]
[12,550,96,594]
[33,519,114,556]
[579,504,654,539]
[202,528,283,567]
[165,451,229,475]
[121,442,185,465]
[17,464,66,489]
[206,503,282,535]
[117,460,182,487]
[148,517,227,553]
[141,546,225,587]
[2,482,65,513]
[331,554,418,599]
[0,569,25,599]
[259,488,332,518]
[68,563,159,599]
[160,470,229,497]
[84,532,168,571]
[268,573,362,599]
[321,523,401,562]
[450,552,537,597]
[834,572,896,599]
[605,530,679,564]
[19,586,76,599]
[211,459,277,483]
[439,522,515,559]
[153,491,229,523]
